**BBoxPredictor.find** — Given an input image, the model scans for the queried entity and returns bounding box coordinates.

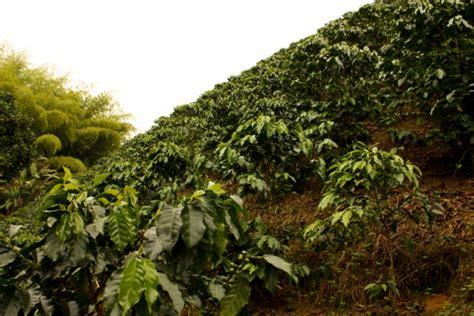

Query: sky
[0,0,372,133]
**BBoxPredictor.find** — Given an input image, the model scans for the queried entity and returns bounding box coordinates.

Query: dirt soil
[246,174,474,315]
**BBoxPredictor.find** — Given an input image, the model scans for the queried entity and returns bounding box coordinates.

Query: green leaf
[108,207,135,251]
[203,212,217,234]
[71,212,84,236]
[209,283,225,302]
[158,272,184,314]
[91,205,106,217]
[214,223,228,255]
[86,217,106,239]
[118,257,145,314]
[207,182,226,195]
[69,233,89,264]
[263,254,297,282]
[19,285,41,315]
[56,213,72,242]
[156,205,183,252]
[0,290,21,316]
[105,188,120,197]
[394,173,404,184]
[44,232,66,261]
[446,90,456,103]
[365,163,373,177]
[263,268,278,293]
[0,249,17,267]
[64,182,79,191]
[181,205,206,248]
[257,235,281,251]
[143,259,160,313]
[230,195,243,207]
[435,68,445,79]
[331,211,345,225]
[191,190,206,199]
[317,138,337,153]
[76,191,88,203]
[104,269,123,315]
[318,192,335,210]
[342,210,353,227]
[143,227,163,261]
[39,295,53,316]
[63,167,73,182]
[364,283,376,291]
[46,216,58,228]
[8,224,23,237]
[224,212,240,240]
[352,160,365,172]
[98,197,110,206]
[94,252,107,275]
[219,275,251,316]
[93,173,109,187]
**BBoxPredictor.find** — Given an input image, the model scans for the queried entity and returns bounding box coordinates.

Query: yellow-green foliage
[0,44,134,166]
[45,109,70,132]
[73,127,100,150]
[48,156,86,174]
[35,106,49,132]
[35,134,62,157]
[83,117,132,134]
[72,127,121,165]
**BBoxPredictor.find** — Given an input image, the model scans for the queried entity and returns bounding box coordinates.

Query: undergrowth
[246,177,473,314]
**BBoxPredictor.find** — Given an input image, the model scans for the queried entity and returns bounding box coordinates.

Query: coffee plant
[0,169,307,315]
[2,0,473,313]
[304,142,442,299]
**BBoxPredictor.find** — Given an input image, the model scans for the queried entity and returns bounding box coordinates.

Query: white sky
[1,0,371,133]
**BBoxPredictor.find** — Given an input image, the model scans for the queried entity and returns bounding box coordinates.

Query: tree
[0,45,134,170]
[0,91,36,180]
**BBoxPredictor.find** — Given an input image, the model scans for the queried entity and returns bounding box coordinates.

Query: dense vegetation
[0,91,36,180]
[1,0,473,314]
[0,45,133,177]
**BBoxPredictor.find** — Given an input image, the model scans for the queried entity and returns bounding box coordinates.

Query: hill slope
[92,0,473,313]
[99,0,473,201]
[1,0,473,314]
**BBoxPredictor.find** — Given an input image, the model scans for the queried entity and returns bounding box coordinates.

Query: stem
[382,220,396,283]
[373,186,397,302]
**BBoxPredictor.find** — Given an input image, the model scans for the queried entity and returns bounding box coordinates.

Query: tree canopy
[0,45,134,173]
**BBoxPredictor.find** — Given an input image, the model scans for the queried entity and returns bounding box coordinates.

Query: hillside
[1,0,473,314]
[99,0,473,197]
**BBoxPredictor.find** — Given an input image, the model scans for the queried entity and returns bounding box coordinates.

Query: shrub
[0,159,58,216]
[213,115,336,196]
[45,109,70,132]
[0,171,307,315]
[0,91,36,180]
[305,142,441,303]
[48,156,87,174]
[35,134,62,157]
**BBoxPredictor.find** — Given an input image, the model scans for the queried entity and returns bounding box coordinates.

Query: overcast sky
[1,0,371,133]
